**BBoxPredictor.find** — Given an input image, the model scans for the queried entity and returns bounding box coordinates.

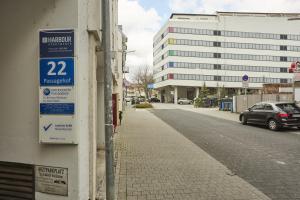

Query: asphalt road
[151,109,300,200]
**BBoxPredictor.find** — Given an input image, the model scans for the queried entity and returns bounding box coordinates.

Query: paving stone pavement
[114,108,270,200]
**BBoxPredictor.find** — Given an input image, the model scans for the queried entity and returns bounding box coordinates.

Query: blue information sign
[147,83,154,89]
[40,58,74,86]
[40,29,74,58]
[40,103,75,115]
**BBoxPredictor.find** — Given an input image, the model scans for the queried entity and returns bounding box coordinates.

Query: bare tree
[132,65,154,99]
[132,67,142,96]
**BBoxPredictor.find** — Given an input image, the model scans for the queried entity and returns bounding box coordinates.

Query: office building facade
[153,12,300,103]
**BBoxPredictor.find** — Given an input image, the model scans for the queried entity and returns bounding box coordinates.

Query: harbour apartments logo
[42,36,72,46]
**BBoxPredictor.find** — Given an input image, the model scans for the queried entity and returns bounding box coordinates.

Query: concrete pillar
[238,89,242,95]
[174,86,178,104]
[196,87,200,98]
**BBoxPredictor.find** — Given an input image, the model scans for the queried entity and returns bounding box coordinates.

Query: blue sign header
[40,58,74,86]
[40,29,74,58]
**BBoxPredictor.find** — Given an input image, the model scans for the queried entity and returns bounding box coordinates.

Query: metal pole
[245,88,248,108]
[102,0,115,199]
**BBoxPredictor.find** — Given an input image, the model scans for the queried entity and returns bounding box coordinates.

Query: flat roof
[170,13,216,19]
[170,11,300,19]
[217,11,300,15]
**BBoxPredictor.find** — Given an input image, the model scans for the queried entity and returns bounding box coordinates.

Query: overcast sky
[118,0,300,79]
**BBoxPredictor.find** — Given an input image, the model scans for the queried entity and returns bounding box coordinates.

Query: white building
[0,0,125,199]
[153,12,300,103]
[114,25,128,113]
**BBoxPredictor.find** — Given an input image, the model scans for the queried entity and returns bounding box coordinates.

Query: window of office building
[280,45,287,51]
[214,76,221,81]
[280,34,287,40]
[213,64,221,70]
[280,56,287,62]
[169,50,175,56]
[213,30,221,36]
[213,53,221,58]
[280,79,288,83]
[280,68,287,72]
[213,42,221,47]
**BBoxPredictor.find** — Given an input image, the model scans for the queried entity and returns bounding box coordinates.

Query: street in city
[113,103,300,200]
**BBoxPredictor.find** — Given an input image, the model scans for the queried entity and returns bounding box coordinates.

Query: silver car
[178,98,193,105]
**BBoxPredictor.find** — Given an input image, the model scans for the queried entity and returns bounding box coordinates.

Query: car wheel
[179,102,183,105]
[268,119,280,131]
[241,115,247,125]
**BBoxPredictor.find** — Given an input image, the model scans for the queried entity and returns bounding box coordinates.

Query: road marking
[289,131,300,136]
[135,109,146,112]
[275,160,286,165]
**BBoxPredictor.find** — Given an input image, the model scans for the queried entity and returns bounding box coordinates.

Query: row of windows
[170,50,300,62]
[153,62,288,74]
[153,27,300,49]
[153,38,300,57]
[171,27,298,40]
[166,27,299,43]
[171,39,300,52]
[155,75,168,82]
[154,51,169,65]
[155,74,291,84]
[154,29,169,47]
[153,42,167,57]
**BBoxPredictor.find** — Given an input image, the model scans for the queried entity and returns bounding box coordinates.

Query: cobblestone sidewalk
[114,108,270,200]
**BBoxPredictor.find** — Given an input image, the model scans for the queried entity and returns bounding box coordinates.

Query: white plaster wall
[88,34,98,200]
[97,53,105,149]
[115,28,125,112]
[0,0,94,199]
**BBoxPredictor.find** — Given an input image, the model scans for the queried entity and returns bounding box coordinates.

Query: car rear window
[276,103,300,113]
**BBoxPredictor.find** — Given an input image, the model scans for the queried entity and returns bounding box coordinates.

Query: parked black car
[149,97,160,103]
[239,102,300,131]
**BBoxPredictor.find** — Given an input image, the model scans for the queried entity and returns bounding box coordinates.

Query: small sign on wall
[39,30,74,58]
[35,165,68,196]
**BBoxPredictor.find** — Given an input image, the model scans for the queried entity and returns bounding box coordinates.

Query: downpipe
[102,0,115,199]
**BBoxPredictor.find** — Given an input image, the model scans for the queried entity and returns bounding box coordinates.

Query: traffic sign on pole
[242,74,249,82]
[242,74,249,88]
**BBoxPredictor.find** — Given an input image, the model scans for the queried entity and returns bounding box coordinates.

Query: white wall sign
[40,116,76,144]
[40,87,74,104]
[35,165,68,196]
[242,82,249,88]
